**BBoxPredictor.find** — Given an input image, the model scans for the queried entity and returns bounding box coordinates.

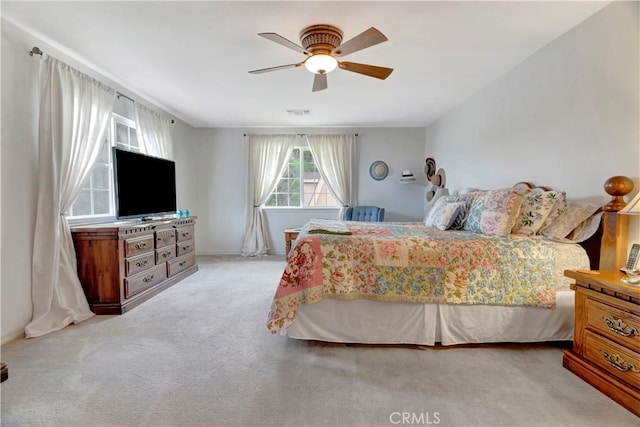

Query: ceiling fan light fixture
[305,54,338,74]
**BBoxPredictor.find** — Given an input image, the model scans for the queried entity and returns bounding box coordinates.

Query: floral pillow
[540,201,601,239]
[463,189,524,237]
[540,191,567,231]
[425,198,465,230]
[512,190,563,235]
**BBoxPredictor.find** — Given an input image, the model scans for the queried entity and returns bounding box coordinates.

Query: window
[265,147,338,207]
[67,114,138,219]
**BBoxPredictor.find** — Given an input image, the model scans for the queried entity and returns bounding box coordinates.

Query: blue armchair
[345,206,385,222]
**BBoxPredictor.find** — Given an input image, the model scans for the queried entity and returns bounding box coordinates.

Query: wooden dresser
[563,270,640,416]
[72,217,198,314]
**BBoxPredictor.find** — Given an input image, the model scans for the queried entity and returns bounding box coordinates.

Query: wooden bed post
[599,176,634,270]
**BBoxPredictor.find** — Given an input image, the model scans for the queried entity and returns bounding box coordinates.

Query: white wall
[425,1,640,246]
[172,127,426,255]
[426,1,639,197]
[1,20,39,345]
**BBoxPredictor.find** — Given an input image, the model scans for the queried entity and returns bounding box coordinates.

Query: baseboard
[1,327,26,345]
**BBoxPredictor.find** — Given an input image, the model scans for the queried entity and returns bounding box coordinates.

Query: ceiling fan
[248,24,393,92]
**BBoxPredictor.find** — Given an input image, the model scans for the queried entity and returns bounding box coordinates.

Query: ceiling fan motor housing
[299,25,343,54]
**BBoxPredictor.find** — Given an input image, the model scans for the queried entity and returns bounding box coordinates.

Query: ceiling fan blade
[248,62,304,74]
[312,73,328,92]
[332,27,388,57]
[338,61,393,80]
[258,32,311,55]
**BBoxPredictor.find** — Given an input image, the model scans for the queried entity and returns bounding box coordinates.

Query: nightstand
[284,228,300,255]
[563,269,640,416]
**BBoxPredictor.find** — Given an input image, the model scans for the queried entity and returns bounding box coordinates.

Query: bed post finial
[603,175,634,212]
[600,176,633,270]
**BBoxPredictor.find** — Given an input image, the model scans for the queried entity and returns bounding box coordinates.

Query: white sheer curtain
[26,56,115,338]
[306,134,356,219]
[241,135,296,256]
[135,102,173,159]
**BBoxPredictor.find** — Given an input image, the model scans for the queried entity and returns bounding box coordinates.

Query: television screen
[113,148,177,220]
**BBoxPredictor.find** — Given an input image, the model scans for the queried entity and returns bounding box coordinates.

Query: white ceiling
[2,1,610,128]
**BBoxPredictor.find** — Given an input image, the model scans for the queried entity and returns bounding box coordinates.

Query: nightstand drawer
[584,331,640,389]
[587,298,640,353]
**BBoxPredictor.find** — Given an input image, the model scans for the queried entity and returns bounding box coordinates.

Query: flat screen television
[113,148,177,220]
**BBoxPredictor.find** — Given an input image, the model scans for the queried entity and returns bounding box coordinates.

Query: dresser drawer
[587,298,640,353]
[176,239,194,256]
[124,264,167,298]
[176,226,194,242]
[584,331,640,389]
[167,252,196,277]
[155,244,176,264]
[155,229,176,248]
[124,235,154,257]
[125,252,155,276]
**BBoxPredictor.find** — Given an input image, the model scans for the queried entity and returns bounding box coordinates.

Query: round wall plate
[369,160,389,181]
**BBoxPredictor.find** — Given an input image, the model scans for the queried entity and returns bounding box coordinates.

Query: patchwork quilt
[267,220,588,334]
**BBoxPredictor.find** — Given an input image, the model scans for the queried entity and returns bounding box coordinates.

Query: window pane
[130,130,139,150]
[116,122,128,145]
[93,190,111,215]
[73,190,92,216]
[93,165,110,189]
[264,145,339,208]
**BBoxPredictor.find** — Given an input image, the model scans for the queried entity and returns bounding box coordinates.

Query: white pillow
[425,198,464,230]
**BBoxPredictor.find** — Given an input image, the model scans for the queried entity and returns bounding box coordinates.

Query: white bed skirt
[286,291,575,346]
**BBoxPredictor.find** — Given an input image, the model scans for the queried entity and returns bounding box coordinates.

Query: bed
[267,183,608,346]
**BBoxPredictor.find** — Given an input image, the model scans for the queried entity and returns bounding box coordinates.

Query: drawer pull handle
[181,245,190,251]
[135,260,148,267]
[179,261,187,267]
[182,232,191,238]
[602,316,639,337]
[161,251,172,258]
[135,242,148,249]
[599,350,640,373]
[143,274,155,283]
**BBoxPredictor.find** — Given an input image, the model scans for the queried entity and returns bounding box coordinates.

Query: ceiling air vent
[286,109,311,116]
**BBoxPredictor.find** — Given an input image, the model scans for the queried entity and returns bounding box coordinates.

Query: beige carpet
[1,256,637,426]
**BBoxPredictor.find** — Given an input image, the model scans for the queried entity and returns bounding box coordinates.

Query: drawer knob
[143,274,155,283]
[161,251,172,258]
[135,259,148,267]
[602,316,639,337]
[182,232,190,237]
[182,245,190,251]
[179,261,187,267]
[135,242,148,249]
[599,350,640,373]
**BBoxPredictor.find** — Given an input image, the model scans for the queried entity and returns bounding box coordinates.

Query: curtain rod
[29,46,175,124]
[243,133,358,137]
